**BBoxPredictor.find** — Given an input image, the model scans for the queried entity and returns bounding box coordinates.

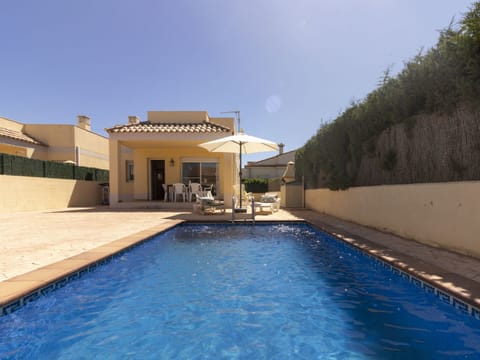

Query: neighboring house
[243,146,296,179]
[0,115,109,170]
[106,111,238,207]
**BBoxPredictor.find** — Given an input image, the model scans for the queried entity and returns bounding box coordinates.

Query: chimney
[77,115,91,131]
[278,143,285,155]
[128,116,140,125]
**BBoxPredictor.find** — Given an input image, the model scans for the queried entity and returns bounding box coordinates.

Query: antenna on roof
[221,110,240,133]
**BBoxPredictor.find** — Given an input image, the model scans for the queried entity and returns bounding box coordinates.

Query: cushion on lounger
[261,195,277,203]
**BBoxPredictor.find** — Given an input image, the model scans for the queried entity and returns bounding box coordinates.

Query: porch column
[109,138,120,206]
[223,153,235,207]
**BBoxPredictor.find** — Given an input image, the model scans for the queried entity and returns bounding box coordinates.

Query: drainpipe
[75,146,80,166]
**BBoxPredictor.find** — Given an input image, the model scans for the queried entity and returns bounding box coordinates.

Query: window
[182,161,218,188]
[126,160,134,182]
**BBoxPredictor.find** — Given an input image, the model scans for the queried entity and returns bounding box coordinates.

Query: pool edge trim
[1,218,479,322]
[0,219,185,315]
[306,222,480,321]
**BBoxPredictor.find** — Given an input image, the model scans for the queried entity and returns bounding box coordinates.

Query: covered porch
[107,111,238,209]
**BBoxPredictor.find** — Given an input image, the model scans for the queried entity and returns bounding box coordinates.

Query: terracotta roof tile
[106,121,231,134]
[0,127,45,146]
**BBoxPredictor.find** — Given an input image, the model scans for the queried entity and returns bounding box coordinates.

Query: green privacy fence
[243,178,268,193]
[0,153,109,182]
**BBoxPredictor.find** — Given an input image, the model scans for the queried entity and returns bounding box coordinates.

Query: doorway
[151,160,165,201]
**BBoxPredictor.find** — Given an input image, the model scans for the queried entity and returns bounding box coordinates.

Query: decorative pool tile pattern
[423,283,436,294]
[3,300,22,315]
[453,298,470,314]
[1,263,97,316]
[321,231,480,322]
[2,221,480,323]
[0,230,157,317]
[472,307,480,320]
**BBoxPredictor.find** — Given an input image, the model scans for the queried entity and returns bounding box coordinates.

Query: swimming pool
[1,223,479,359]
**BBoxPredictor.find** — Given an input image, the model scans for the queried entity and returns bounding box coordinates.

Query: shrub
[242,178,268,193]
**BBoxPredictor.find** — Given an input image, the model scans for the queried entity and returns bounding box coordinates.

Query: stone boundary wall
[0,175,102,212]
[306,182,480,258]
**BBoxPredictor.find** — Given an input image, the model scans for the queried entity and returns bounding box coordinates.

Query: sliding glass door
[182,160,218,193]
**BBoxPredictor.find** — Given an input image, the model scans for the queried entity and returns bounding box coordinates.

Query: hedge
[296,1,480,190]
[0,153,109,182]
[243,178,268,193]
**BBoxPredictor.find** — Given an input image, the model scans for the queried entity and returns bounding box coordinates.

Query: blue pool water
[1,223,480,359]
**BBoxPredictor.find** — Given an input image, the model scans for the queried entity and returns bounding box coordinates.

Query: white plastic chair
[203,184,214,198]
[172,183,187,202]
[189,182,203,202]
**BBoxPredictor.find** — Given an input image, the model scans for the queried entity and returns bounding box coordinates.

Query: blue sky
[0,0,474,162]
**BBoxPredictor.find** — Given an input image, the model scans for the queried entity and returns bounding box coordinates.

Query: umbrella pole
[239,143,243,208]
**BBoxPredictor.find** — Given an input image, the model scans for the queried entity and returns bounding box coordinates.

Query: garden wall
[305,181,480,258]
[0,175,102,212]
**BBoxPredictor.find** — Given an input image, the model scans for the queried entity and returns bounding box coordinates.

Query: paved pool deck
[1,206,480,313]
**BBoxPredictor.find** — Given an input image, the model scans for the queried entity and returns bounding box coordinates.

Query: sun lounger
[194,196,225,215]
[254,192,280,214]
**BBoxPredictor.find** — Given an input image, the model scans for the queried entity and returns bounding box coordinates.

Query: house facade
[243,146,296,179]
[0,115,109,170]
[106,111,238,207]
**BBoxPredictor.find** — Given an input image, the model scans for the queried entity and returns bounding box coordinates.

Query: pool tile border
[0,220,184,316]
[370,248,478,319]
[308,223,480,322]
[1,218,480,323]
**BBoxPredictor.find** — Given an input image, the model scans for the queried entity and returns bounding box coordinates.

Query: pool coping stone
[300,213,480,317]
[0,219,185,313]
[1,208,480,320]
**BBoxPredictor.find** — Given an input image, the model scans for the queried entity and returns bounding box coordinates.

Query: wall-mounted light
[169,158,175,167]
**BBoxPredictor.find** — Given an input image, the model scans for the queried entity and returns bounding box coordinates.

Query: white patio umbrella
[199,131,278,208]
